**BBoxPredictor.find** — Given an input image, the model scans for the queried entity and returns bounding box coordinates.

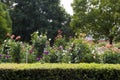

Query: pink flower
[58,46,63,50]
[11,35,15,39]
[15,36,21,40]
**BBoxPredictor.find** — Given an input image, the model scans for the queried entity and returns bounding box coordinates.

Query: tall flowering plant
[31,31,47,61]
[54,29,66,48]
[0,33,23,63]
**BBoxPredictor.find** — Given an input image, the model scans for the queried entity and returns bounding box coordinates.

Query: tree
[0,2,12,43]
[1,0,72,45]
[71,0,120,44]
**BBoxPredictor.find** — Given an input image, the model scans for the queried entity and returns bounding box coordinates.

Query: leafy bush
[2,31,120,64]
[11,42,22,63]
[31,31,47,57]
[68,38,93,63]
[82,53,95,63]
[0,63,120,80]
[114,42,120,49]
[54,37,66,48]
[102,50,120,64]
[43,47,58,63]
[0,2,12,43]
[40,35,99,63]
[0,35,23,63]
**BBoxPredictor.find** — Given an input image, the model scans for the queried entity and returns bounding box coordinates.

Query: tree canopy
[1,0,71,44]
[0,2,12,43]
[71,0,120,44]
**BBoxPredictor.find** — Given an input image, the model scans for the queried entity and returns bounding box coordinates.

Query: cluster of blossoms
[28,46,49,61]
[36,50,49,61]
[6,33,21,40]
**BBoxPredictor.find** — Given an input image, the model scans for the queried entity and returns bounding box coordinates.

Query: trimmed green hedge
[0,63,120,80]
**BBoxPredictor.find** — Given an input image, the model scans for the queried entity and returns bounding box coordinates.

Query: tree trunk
[109,36,113,45]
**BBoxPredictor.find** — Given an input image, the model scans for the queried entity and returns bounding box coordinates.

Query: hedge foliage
[0,63,120,80]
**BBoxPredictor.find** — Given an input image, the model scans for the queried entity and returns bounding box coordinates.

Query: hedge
[0,63,120,80]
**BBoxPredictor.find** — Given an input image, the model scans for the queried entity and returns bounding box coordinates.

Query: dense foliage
[71,0,120,44]
[0,63,120,80]
[0,31,119,64]
[0,2,12,43]
[1,0,72,44]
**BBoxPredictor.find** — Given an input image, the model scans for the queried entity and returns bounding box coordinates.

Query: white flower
[39,35,42,38]
[62,53,65,56]
[69,61,71,63]
[49,38,51,41]
[4,40,7,42]
[36,31,39,34]
[63,50,67,53]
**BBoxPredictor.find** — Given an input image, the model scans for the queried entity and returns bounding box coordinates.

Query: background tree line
[71,0,120,44]
[0,2,12,44]
[1,0,120,45]
[0,0,73,46]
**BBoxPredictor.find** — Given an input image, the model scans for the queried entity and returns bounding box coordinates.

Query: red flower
[15,36,21,40]
[29,49,33,54]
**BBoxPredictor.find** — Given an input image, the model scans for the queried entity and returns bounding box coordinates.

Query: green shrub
[82,53,96,63]
[102,50,120,64]
[0,35,23,63]
[31,31,47,58]
[54,38,66,48]
[0,2,12,43]
[69,39,93,63]
[114,42,120,49]
[11,42,22,63]
[41,36,97,63]
[0,63,120,80]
